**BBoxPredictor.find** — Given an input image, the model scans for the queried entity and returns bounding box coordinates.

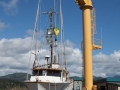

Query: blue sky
[0,0,120,77]
[1,0,120,54]
[92,0,120,55]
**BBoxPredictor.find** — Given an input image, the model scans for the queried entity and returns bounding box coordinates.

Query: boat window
[42,70,46,76]
[47,70,61,77]
[32,70,42,76]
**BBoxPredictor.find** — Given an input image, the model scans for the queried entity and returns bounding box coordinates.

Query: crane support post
[75,0,92,7]
[75,0,94,90]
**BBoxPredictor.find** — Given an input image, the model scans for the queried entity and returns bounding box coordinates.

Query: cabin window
[47,70,61,77]
[32,70,42,76]
[42,70,46,76]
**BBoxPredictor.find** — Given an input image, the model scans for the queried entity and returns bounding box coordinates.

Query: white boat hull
[25,81,70,90]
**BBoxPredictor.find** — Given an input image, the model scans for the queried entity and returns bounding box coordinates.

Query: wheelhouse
[32,68,62,77]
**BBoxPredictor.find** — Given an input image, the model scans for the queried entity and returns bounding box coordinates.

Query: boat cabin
[32,68,61,77]
[32,68,67,78]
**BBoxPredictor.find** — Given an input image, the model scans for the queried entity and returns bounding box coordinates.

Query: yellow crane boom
[76,0,92,7]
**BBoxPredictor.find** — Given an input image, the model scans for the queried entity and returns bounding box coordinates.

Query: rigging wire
[37,0,51,66]
[56,0,60,27]
[53,0,59,27]
[100,27,102,45]
[60,6,67,70]
[54,0,56,27]
[38,0,41,66]
[41,0,46,12]
[26,0,40,80]
[60,0,64,81]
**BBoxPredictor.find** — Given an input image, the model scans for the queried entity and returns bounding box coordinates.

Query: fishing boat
[25,0,71,90]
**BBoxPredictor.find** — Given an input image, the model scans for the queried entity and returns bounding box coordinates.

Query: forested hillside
[0,73,31,82]
[0,79,28,90]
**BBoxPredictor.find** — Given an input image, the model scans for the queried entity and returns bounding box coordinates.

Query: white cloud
[0,0,19,15]
[0,37,120,78]
[93,51,120,77]
[0,22,9,31]
[66,47,83,77]
[0,37,50,76]
[0,38,31,57]
[0,37,32,76]
[26,29,45,37]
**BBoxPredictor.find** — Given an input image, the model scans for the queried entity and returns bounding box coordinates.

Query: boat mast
[49,9,53,67]
[45,8,57,68]
[45,1,61,68]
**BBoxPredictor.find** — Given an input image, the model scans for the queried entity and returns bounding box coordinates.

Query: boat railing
[33,64,50,69]
[92,38,102,46]
[92,38,102,50]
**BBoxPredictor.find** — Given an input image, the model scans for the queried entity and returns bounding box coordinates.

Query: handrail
[92,38,102,46]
